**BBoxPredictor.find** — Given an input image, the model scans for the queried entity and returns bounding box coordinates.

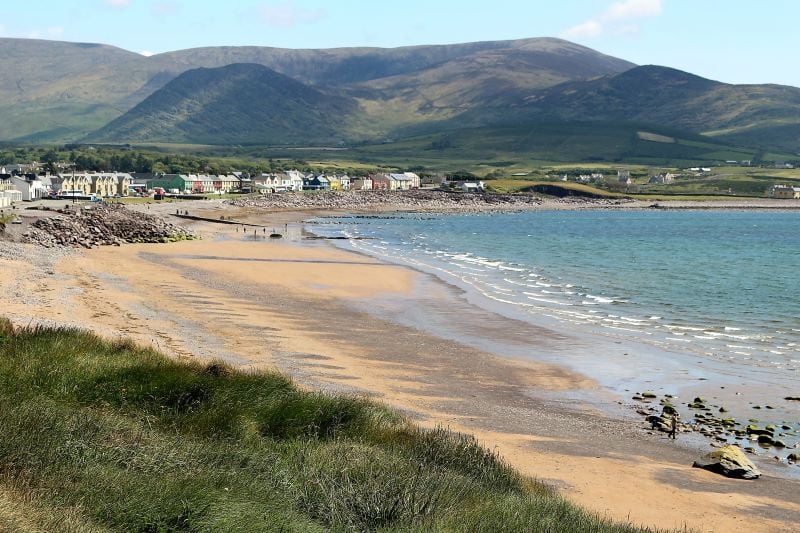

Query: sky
[1,0,798,87]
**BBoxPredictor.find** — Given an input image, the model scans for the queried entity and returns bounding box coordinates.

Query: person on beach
[669,413,679,439]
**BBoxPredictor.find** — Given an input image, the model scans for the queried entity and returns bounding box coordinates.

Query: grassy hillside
[498,66,800,154]
[0,318,659,532]
[339,122,774,169]
[87,64,358,145]
[0,37,632,143]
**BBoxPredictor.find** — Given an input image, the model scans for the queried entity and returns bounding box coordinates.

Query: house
[285,170,306,191]
[148,174,195,194]
[339,175,351,190]
[402,172,421,189]
[767,184,800,199]
[52,173,93,195]
[327,175,342,191]
[387,173,413,190]
[618,170,632,186]
[351,177,373,190]
[649,173,676,185]
[458,181,485,192]
[371,174,391,190]
[217,174,241,193]
[303,175,330,191]
[9,173,49,200]
[0,174,23,207]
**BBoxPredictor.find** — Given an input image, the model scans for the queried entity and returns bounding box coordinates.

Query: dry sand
[2,200,799,532]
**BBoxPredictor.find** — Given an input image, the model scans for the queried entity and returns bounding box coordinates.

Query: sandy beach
[2,198,799,532]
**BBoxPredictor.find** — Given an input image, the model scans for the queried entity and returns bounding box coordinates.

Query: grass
[0,318,666,532]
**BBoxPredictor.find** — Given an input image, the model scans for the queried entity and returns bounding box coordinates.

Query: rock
[661,404,677,416]
[688,401,706,409]
[693,445,761,479]
[788,453,799,463]
[757,434,774,446]
[785,396,800,401]
[642,391,657,398]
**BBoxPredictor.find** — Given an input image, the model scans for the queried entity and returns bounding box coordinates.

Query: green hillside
[495,66,800,154]
[0,37,632,142]
[87,64,358,145]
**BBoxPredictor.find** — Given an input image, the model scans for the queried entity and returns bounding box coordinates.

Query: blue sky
[1,1,798,87]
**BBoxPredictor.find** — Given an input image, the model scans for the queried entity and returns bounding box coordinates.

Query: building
[387,173,413,190]
[402,172,421,188]
[458,181,486,192]
[52,173,93,195]
[767,184,800,199]
[618,170,632,186]
[339,175,351,190]
[217,174,241,193]
[303,175,330,191]
[8,173,48,200]
[148,174,195,194]
[649,173,676,185]
[327,175,342,191]
[351,177,372,190]
[0,174,22,207]
[371,174,391,190]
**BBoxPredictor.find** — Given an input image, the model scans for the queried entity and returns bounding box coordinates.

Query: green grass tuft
[0,322,668,531]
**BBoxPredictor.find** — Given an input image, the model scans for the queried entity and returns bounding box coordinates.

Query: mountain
[87,64,357,145]
[3,37,800,156]
[512,65,800,150]
[0,37,632,142]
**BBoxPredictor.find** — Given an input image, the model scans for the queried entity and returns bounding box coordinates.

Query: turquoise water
[313,210,800,374]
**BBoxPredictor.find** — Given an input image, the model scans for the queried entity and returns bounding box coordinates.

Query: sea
[309,209,800,449]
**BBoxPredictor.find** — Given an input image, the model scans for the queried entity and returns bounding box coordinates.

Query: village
[0,162,495,209]
[2,159,800,210]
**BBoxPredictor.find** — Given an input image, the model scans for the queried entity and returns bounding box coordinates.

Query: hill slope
[512,66,800,152]
[87,63,358,145]
[0,37,632,142]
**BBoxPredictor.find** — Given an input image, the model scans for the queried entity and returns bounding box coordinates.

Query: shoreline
[305,209,800,470]
[2,199,800,531]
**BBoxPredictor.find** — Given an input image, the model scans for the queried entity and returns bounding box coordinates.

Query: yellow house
[328,175,342,191]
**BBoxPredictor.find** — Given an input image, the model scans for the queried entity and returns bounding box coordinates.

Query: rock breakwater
[23,204,195,248]
[227,190,548,212]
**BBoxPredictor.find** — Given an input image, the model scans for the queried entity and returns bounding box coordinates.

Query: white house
[459,181,485,192]
[767,184,800,199]
[387,173,413,191]
[9,174,48,200]
[402,172,421,188]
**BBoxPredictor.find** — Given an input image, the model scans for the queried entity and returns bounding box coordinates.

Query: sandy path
[2,207,799,532]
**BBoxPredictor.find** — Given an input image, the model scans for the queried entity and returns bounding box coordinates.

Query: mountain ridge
[2,36,800,155]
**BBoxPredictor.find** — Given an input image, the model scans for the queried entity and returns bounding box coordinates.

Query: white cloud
[259,2,326,28]
[561,0,663,39]
[104,0,133,8]
[140,50,155,57]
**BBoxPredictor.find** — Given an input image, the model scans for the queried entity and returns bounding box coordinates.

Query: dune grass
[0,318,664,532]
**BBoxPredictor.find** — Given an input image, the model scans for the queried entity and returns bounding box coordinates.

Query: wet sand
[2,200,799,532]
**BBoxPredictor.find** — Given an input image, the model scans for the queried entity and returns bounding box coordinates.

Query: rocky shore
[21,204,195,248]
[226,189,626,212]
[630,390,799,470]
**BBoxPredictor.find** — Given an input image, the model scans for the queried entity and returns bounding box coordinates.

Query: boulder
[693,445,761,479]
[788,453,798,463]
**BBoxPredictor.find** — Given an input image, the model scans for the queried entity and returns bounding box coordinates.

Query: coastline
[2,197,800,531]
